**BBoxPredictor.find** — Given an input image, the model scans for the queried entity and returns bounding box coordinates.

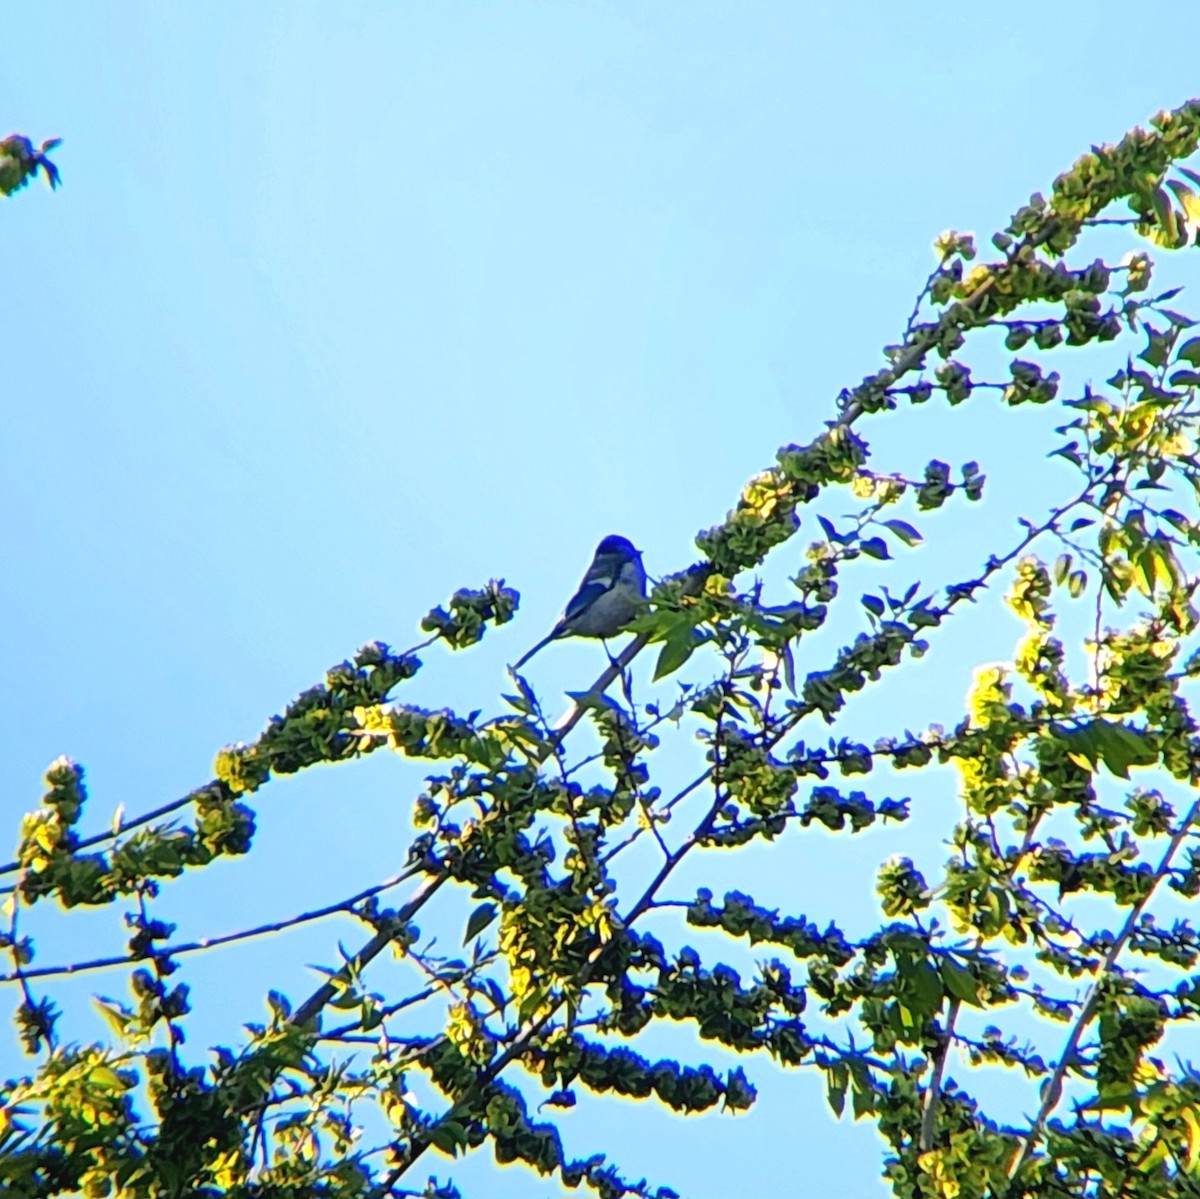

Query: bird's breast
[567,585,639,637]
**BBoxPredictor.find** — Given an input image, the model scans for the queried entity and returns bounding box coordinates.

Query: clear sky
[5,5,1200,1197]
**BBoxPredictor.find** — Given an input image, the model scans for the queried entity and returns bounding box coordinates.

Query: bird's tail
[511,633,554,672]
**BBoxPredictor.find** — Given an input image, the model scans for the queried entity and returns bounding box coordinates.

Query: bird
[511,535,647,671]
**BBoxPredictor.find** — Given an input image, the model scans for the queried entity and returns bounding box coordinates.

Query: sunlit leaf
[881,519,923,547]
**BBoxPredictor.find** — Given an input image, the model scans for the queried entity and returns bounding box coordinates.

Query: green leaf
[881,519,923,547]
[1150,537,1179,592]
[90,1065,126,1091]
[429,1119,468,1156]
[1130,539,1176,598]
[501,688,535,715]
[1150,186,1180,245]
[859,537,890,560]
[1097,723,1157,779]
[1159,307,1196,329]
[1167,180,1200,229]
[1139,327,1172,369]
[93,998,133,1039]
[1090,1081,1137,1112]
[780,643,796,695]
[825,1061,849,1117]
[360,997,382,1030]
[463,902,497,945]
[851,1080,876,1118]
[564,689,624,713]
[940,959,982,1007]
[899,957,943,1021]
[861,594,885,618]
[1135,1140,1172,1174]
[1063,719,1157,780]
[1177,336,1200,367]
[817,514,840,542]
[518,985,549,1023]
[1131,550,1156,598]
[654,627,698,681]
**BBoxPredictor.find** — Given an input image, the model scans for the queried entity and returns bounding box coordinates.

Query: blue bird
[512,535,646,670]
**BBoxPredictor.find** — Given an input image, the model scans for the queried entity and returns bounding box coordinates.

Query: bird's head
[595,535,641,560]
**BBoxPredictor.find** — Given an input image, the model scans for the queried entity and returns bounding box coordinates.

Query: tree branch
[0,866,424,984]
[1004,797,1200,1189]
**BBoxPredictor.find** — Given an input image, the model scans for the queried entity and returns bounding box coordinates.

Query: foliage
[9,103,1200,1198]
[0,135,60,196]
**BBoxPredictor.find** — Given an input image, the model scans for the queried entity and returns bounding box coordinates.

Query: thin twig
[0,866,423,984]
[291,873,446,1028]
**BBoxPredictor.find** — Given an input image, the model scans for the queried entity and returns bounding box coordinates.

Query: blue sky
[5,5,1200,1196]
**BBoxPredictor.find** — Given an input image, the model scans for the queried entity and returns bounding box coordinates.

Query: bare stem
[0,865,424,985]
[920,999,961,1152]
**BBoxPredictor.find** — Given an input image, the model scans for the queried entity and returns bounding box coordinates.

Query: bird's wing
[560,576,615,626]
